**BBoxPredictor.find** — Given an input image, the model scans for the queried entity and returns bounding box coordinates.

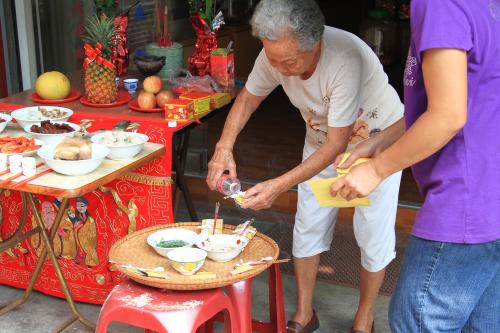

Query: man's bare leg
[291,254,321,325]
[352,267,386,332]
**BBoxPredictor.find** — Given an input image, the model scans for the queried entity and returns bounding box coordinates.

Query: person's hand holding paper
[308,153,372,207]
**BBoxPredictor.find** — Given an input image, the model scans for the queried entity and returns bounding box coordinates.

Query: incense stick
[212,201,220,235]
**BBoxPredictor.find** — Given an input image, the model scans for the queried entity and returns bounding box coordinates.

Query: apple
[156,90,175,107]
[143,75,162,94]
[137,91,157,109]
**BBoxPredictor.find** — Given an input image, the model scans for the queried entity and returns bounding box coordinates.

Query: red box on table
[164,99,194,122]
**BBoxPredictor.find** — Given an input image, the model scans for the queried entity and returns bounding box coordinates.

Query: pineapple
[82,15,117,104]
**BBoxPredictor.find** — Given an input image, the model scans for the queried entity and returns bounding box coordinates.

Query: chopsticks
[10,168,53,189]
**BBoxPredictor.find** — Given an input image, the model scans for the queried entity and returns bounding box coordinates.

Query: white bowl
[147,228,199,257]
[167,247,207,276]
[24,122,81,145]
[196,234,248,262]
[90,132,149,160]
[37,143,110,176]
[0,113,12,133]
[11,106,73,129]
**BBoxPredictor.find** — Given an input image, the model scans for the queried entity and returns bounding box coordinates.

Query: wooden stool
[96,279,238,333]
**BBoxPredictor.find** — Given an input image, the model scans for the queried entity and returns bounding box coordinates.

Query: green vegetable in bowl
[156,239,189,248]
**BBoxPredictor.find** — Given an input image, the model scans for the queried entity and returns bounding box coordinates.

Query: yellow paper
[336,153,371,175]
[230,265,256,275]
[308,176,370,207]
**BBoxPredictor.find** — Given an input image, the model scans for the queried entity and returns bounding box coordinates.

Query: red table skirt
[0,113,176,304]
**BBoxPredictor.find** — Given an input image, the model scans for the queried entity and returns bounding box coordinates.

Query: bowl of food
[167,247,207,276]
[37,137,110,176]
[147,228,199,257]
[0,113,12,133]
[24,121,80,145]
[11,106,73,129]
[196,234,248,263]
[91,131,148,160]
[134,55,165,76]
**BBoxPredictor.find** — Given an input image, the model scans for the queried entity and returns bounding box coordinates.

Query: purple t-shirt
[404,0,500,243]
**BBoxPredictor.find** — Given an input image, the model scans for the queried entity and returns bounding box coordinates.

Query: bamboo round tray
[109,222,279,290]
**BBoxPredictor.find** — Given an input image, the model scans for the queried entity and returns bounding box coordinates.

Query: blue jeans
[389,236,500,333]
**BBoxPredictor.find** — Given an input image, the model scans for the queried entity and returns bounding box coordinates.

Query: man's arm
[241,124,353,210]
[335,117,406,169]
[206,88,267,190]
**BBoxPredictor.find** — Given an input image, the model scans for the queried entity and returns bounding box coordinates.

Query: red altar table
[0,83,232,304]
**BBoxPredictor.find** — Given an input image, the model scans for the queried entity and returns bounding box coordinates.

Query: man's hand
[334,137,382,170]
[207,146,237,190]
[240,178,287,210]
[330,160,384,200]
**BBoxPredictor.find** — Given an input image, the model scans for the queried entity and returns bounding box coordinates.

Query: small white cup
[9,155,23,174]
[22,157,36,177]
[123,78,139,93]
[168,121,177,128]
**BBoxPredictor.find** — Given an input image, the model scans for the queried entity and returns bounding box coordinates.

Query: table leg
[0,193,95,332]
[172,131,199,221]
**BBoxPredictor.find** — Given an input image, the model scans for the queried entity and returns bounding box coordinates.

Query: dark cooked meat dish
[30,120,74,134]
[0,119,5,123]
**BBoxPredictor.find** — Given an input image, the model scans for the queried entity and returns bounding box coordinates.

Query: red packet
[210,48,235,88]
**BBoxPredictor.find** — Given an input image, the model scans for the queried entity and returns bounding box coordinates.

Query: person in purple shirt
[331,0,500,331]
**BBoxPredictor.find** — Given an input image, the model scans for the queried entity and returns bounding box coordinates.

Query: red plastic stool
[96,279,238,333]
[206,263,286,333]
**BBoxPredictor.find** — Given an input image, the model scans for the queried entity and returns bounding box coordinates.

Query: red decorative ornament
[188,14,219,76]
[83,42,115,71]
[111,13,129,76]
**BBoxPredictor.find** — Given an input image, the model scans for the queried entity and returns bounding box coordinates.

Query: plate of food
[0,136,43,156]
[80,90,132,108]
[128,98,163,113]
[11,106,73,129]
[90,131,148,160]
[37,137,109,176]
[31,89,82,104]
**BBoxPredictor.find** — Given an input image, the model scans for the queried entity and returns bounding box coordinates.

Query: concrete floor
[0,271,391,333]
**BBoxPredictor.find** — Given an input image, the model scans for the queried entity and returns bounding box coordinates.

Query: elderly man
[207,0,404,332]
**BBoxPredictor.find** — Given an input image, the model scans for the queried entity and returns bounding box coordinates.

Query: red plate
[80,90,132,108]
[31,89,81,104]
[128,99,164,113]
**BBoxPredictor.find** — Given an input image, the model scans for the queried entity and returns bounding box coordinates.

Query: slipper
[286,310,320,333]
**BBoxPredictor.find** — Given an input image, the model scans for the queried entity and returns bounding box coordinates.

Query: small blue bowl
[123,78,139,93]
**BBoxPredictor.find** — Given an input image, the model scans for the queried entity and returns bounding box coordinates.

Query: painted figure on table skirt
[206,1,404,332]
[74,197,99,267]
[31,200,62,257]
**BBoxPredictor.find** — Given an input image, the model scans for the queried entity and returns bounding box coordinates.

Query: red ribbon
[83,42,115,71]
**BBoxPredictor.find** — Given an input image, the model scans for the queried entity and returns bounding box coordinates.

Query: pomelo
[35,71,71,100]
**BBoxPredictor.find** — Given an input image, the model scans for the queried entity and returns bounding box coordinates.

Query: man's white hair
[250,0,325,51]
